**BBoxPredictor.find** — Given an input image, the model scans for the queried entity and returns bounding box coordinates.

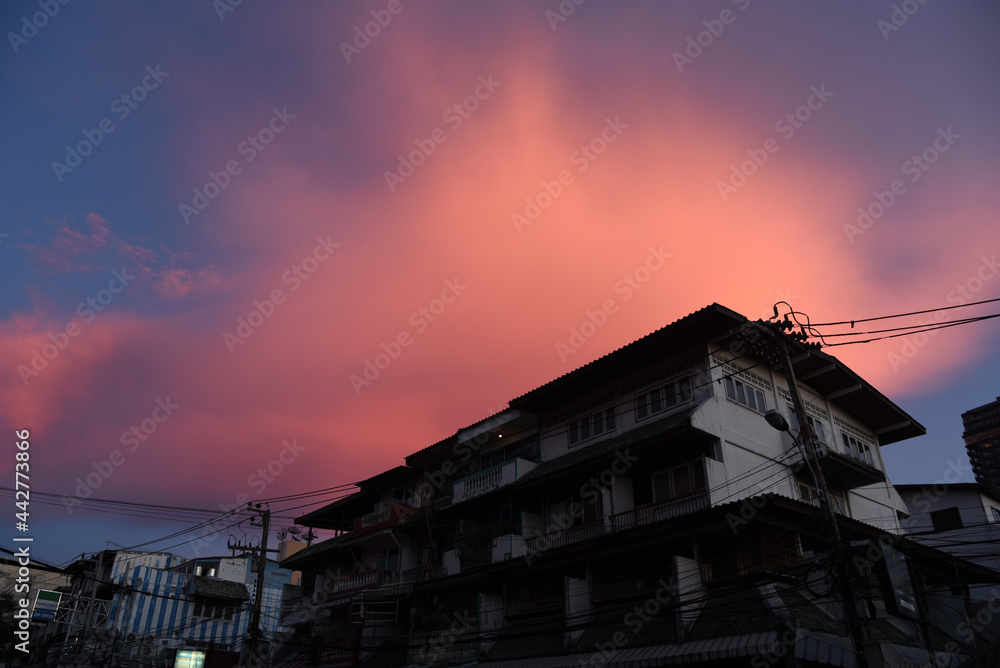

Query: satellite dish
[287,527,303,535]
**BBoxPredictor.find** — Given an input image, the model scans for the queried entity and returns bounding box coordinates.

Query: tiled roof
[192,576,249,602]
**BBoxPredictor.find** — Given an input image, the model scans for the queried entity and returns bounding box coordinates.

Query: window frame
[634,375,694,422]
[568,407,616,447]
[841,433,874,466]
[724,376,767,415]
[788,408,827,444]
[652,460,706,503]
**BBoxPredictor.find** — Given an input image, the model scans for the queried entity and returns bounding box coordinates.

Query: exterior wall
[701,345,908,533]
[899,488,1000,580]
[218,556,248,582]
[109,551,183,582]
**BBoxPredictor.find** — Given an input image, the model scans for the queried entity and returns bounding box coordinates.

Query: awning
[475,632,781,668]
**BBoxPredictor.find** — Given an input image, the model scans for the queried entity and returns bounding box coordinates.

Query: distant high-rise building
[964,395,1000,487]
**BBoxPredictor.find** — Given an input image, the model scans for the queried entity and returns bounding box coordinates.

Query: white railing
[331,569,379,593]
[360,505,390,528]
[452,458,537,503]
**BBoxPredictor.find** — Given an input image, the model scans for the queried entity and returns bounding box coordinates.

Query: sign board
[31,589,62,621]
[879,544,918,618]
[174,650,206,668]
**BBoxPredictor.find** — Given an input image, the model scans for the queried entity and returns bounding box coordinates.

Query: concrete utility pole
[234,503,273,668]
[761,321,870,668]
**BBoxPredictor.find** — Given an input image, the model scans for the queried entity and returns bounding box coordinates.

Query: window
[376,548,399,571]
[566,488,603,525]
[841,433,874,466]
[724,377,766,414]
[635,376,693,421]
[652,460,705,502]
[193,602,235,621]
[930,507,963,532]
[788,409,826,443]
[568,408,615,446]
[993,507,1000,524]
[392,486,415,505]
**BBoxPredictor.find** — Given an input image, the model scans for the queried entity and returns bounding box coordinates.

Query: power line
[806,297,1000,328]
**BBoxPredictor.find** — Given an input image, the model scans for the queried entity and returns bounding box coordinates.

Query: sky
[1,1,998,568]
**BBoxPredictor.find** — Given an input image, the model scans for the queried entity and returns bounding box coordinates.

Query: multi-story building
[49,548,293,666]
[963,396,1000,488]
[282,304,1000,668]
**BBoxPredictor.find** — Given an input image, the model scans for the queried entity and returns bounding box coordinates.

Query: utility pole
[759,320,870,668]
[233,503,274,668]
[82,551,105,640]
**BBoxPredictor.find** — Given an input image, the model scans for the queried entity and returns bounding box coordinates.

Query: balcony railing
[352,503,418,536]
[331,568,399,594]
[457,545,492,571]
[610,492,709,532]
[504,586,563,617]
[402,562,445,583]
[813,442,885,489]
[452,458,538,504]
[524,519,606,555]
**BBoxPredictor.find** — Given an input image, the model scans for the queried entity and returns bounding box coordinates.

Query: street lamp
[764,409,789,433]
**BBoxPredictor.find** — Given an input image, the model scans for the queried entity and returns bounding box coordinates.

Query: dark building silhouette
[964,396,1000,487]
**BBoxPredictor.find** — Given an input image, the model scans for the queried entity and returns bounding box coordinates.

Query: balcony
[402,562,445,583]
[353,503,418,536]
[452,458,537,504]
[524,520,606,555]
[504,584,563,617]
[330,568,399,595]
[610,492,710,532]
[814,442,885,489]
